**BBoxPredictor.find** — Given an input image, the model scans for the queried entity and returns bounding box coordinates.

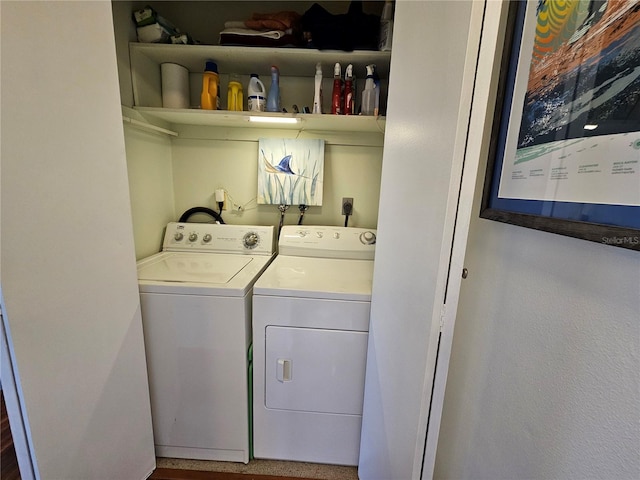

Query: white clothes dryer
[137,222,275,463]
[252,225,376,466]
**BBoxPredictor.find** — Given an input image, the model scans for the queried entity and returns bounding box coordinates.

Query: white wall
[122,123,383,261]
[435,218,640,478]
[114,1,176,259]
[433,2,640,478]
[124,126,176,259]
[169,128,382,230]
[0,2,155,478]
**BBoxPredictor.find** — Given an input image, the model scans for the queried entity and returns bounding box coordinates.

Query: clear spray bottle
[361,64,377,116]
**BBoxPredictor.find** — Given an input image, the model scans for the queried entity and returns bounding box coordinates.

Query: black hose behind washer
[178,207,225,224]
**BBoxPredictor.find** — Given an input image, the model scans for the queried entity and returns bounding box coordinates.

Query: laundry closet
[2,1,485,478]
[112,1,390,260]
[112,1,480,476]
[113,0,392,468]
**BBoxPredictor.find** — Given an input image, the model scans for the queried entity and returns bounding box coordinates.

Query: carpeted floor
[150,467,329,480]
[154,457,359,480]
[2,390,358,480]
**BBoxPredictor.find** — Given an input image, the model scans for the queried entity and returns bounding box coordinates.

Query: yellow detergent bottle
[201,60,219,110]
[227,75,243,111]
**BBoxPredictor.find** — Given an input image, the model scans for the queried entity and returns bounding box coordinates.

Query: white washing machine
[137,222,275,463]
[252,225,376,466]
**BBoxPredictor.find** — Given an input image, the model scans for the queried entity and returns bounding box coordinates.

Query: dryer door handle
[276,358,292,382]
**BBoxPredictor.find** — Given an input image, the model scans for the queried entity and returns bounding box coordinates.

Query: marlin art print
[257,138,325,206]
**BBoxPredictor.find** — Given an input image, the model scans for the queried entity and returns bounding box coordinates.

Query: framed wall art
[257,138,325,206]
[481,0,640,251]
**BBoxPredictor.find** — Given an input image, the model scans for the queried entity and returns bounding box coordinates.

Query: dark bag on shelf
[301,1,380,51]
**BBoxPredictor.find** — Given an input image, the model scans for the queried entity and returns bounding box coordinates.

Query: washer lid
[137,251,274,296]
[138,252,253,284]
[253,255,374,301]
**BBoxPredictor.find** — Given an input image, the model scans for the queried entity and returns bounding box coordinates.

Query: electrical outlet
[215,189,227,210]
[342,197,354,215]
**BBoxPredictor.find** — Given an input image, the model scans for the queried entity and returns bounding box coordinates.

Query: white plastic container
[312,62,323,114]
[161,63,190,109]
[248,74,266,112]
[379,0,394,51]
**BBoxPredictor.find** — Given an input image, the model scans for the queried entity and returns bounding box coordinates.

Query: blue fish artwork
[258,138,325,206]
[264,154,295,174]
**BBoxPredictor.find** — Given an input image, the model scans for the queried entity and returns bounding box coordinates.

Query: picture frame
[480,0,640,251]
[257,138,325,206]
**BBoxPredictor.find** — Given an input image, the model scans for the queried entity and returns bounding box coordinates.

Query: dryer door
[265,326,368,415]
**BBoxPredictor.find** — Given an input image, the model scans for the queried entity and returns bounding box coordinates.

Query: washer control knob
[243,232,259,249]
[334,232,340,239]
[360,231,376,245]
[188,233,198,242]
[203,234,212,243]
[174,232,184,241]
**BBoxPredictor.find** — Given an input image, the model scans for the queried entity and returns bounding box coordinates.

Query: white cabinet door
[265,326,368,415]
[359,1,490,479]
[0,2,155,479]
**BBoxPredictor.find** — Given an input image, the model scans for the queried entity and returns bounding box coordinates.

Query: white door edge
[1,305,38,480]
[419,1,509,478]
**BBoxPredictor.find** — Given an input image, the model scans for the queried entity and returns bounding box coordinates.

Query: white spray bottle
[312,62,323,114]
[361,64,377,116]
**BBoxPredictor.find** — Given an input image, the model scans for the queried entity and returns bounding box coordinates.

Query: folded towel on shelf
[220,27,287,40]
[220,28,302,47]
[245,11,300,31]
[219,11,302,47]
[224,21,248,29]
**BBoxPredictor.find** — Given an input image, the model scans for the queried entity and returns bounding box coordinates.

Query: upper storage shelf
[129,42,391,134]
[130,42,391,78]
[132,107,386,133]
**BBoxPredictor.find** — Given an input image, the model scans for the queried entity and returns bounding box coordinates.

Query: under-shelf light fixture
[248,115,302,125]
[584,124,598,130]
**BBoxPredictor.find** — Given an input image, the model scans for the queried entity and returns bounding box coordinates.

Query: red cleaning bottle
[343,64,355,115]
[331,63,342,115]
